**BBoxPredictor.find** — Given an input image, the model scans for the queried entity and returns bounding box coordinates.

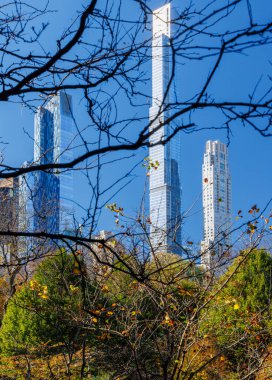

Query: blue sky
[0,0,271,244]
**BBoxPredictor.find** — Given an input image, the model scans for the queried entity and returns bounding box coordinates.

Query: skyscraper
[34,91,74,234]
[0,178,19,258]
[201,140,232,270]
[149,4,182,253]
[18,162,35,255]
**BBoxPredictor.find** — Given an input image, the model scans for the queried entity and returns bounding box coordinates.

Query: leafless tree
[0,0,271,378]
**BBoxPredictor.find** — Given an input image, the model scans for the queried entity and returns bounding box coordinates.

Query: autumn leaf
[162,313,174,326]
[90,309,100,315]
[40,294,49,299]
[131,310,141,316]
[69,284,79,292]
[101,285,109,292]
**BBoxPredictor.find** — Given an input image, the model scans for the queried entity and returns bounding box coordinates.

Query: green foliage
[2,248,272,379]
[202,249,272,372]
[227,249,272,310]
[0,251,84,354]
[0,285,47,354]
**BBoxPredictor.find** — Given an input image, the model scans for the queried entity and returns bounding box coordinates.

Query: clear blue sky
[0,0,271,244]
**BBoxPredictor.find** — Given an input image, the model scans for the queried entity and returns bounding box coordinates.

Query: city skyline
[0,1,270,249]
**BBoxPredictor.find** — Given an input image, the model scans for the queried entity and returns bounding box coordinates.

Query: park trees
[0,0,270,378]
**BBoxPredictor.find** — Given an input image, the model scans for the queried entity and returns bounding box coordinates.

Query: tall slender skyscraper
[149,4,182,253]
[34,91,74,234]
[201,140,232,269]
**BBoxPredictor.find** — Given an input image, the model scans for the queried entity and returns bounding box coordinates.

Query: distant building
[0,178,19,259]
[88,230,125,278]
[201,140,232,270]
[0,171,36,259]
[18,162,35,255]
[149,3,182,254]
[33,91,74,234]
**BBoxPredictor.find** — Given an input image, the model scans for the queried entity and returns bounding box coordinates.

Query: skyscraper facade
[149,4,182,253]
[201,140,232,269]
[34,91,74,234]
[0,178,19,258]
[18,162,35,255]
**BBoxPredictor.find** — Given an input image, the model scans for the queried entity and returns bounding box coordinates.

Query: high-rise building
[201,140,232,269]
[18,162,35,255]
[0,178,19,258]
[0,173,35,258]
[149,4,182,253]
[34,91,74,234]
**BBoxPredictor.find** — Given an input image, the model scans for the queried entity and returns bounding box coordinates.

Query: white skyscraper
[149,4,182,254]
[201,140,232,269]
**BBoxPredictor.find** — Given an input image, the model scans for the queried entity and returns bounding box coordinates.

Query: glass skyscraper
[34,91,74,234]
[149,4,182,253]
[201,140,232,270]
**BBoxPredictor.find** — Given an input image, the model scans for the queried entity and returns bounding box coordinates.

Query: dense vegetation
[0,249,272,379]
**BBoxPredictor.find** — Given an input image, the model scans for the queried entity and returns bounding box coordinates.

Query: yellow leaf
[69,285,79,292]
[234,304,240,310]
[92,317,98,323]
[101,285,109,292]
